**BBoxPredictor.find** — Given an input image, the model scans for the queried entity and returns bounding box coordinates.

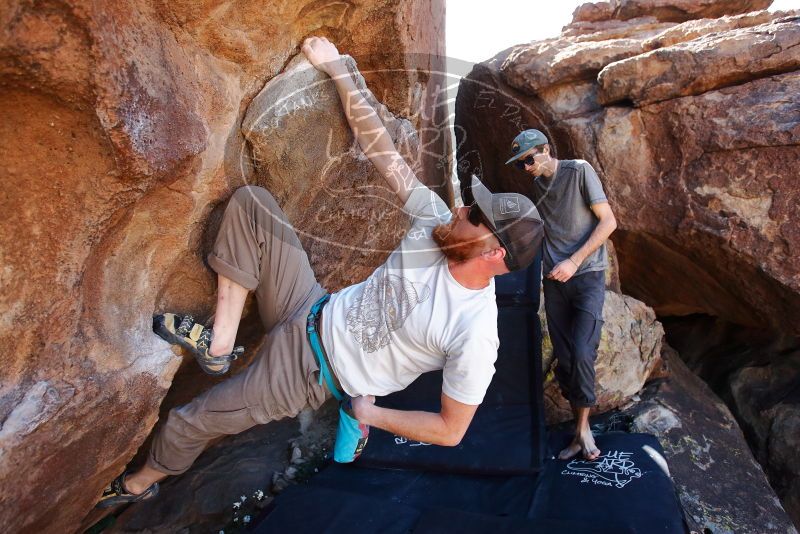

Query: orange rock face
[0,1,447,532]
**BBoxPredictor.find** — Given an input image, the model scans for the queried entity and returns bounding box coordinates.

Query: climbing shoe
[96,473,159,509]
[152,313,244,376]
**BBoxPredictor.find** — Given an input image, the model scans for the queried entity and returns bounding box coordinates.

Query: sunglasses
[513,154,537,170]
[513,155,536,170]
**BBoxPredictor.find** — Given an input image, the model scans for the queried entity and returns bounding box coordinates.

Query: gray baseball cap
[504,129,549,165]
[470,174,543,272]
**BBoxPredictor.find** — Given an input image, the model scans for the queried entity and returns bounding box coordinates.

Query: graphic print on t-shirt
[345,270,431,353]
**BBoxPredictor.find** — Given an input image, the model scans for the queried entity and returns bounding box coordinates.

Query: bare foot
[559,432,602,461]
[558,439,582,460]
[578,431,601,460]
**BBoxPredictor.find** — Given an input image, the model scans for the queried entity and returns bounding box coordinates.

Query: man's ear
[482,246,506,263]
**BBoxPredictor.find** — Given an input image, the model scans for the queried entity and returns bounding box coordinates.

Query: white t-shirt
[321,180,499,405]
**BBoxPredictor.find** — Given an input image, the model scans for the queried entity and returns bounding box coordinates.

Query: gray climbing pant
[148,186,330,475]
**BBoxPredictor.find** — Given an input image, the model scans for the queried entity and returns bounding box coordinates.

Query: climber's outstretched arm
[303,36,416,204]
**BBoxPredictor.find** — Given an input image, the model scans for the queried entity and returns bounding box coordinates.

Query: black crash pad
[309,463,537,517]
[252,485,419,533]
[412,508,636,534]
[532,432,686,533]
[356,403,538,475]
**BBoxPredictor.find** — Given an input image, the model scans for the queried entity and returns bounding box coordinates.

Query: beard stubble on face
[432,220,485,263]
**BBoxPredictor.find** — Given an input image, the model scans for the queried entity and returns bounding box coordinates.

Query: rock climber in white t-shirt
[97,36,543,508]
[304,36,542,446]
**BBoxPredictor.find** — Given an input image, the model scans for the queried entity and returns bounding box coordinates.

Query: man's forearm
[325,59,413,202]
[361,404,462,447]
[327,60,396,164]
[571,215,616,267]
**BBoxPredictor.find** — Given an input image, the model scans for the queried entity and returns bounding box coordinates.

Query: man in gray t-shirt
[531,159,608,276]
[505,129,618,462]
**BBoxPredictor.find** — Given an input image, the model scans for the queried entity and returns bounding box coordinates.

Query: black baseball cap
[469,175,543,272]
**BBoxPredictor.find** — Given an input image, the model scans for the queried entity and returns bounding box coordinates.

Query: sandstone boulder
[657,313,800,528]
[641,9,775,48]
[572,0,773,24]
[607,71,800,328]
[504,17,683,93]
[730,353,800,528]
[599,16,800,105]
[562,16,668,38]
[502,38,649,93]
[769,405,800,529]
[628,353,797,533]
[572,1,618,23]
[0,1,447,532]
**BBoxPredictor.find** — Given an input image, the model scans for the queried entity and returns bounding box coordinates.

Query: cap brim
[504,151,525,165]
[470,175,517,267]
[470,175,497,232]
